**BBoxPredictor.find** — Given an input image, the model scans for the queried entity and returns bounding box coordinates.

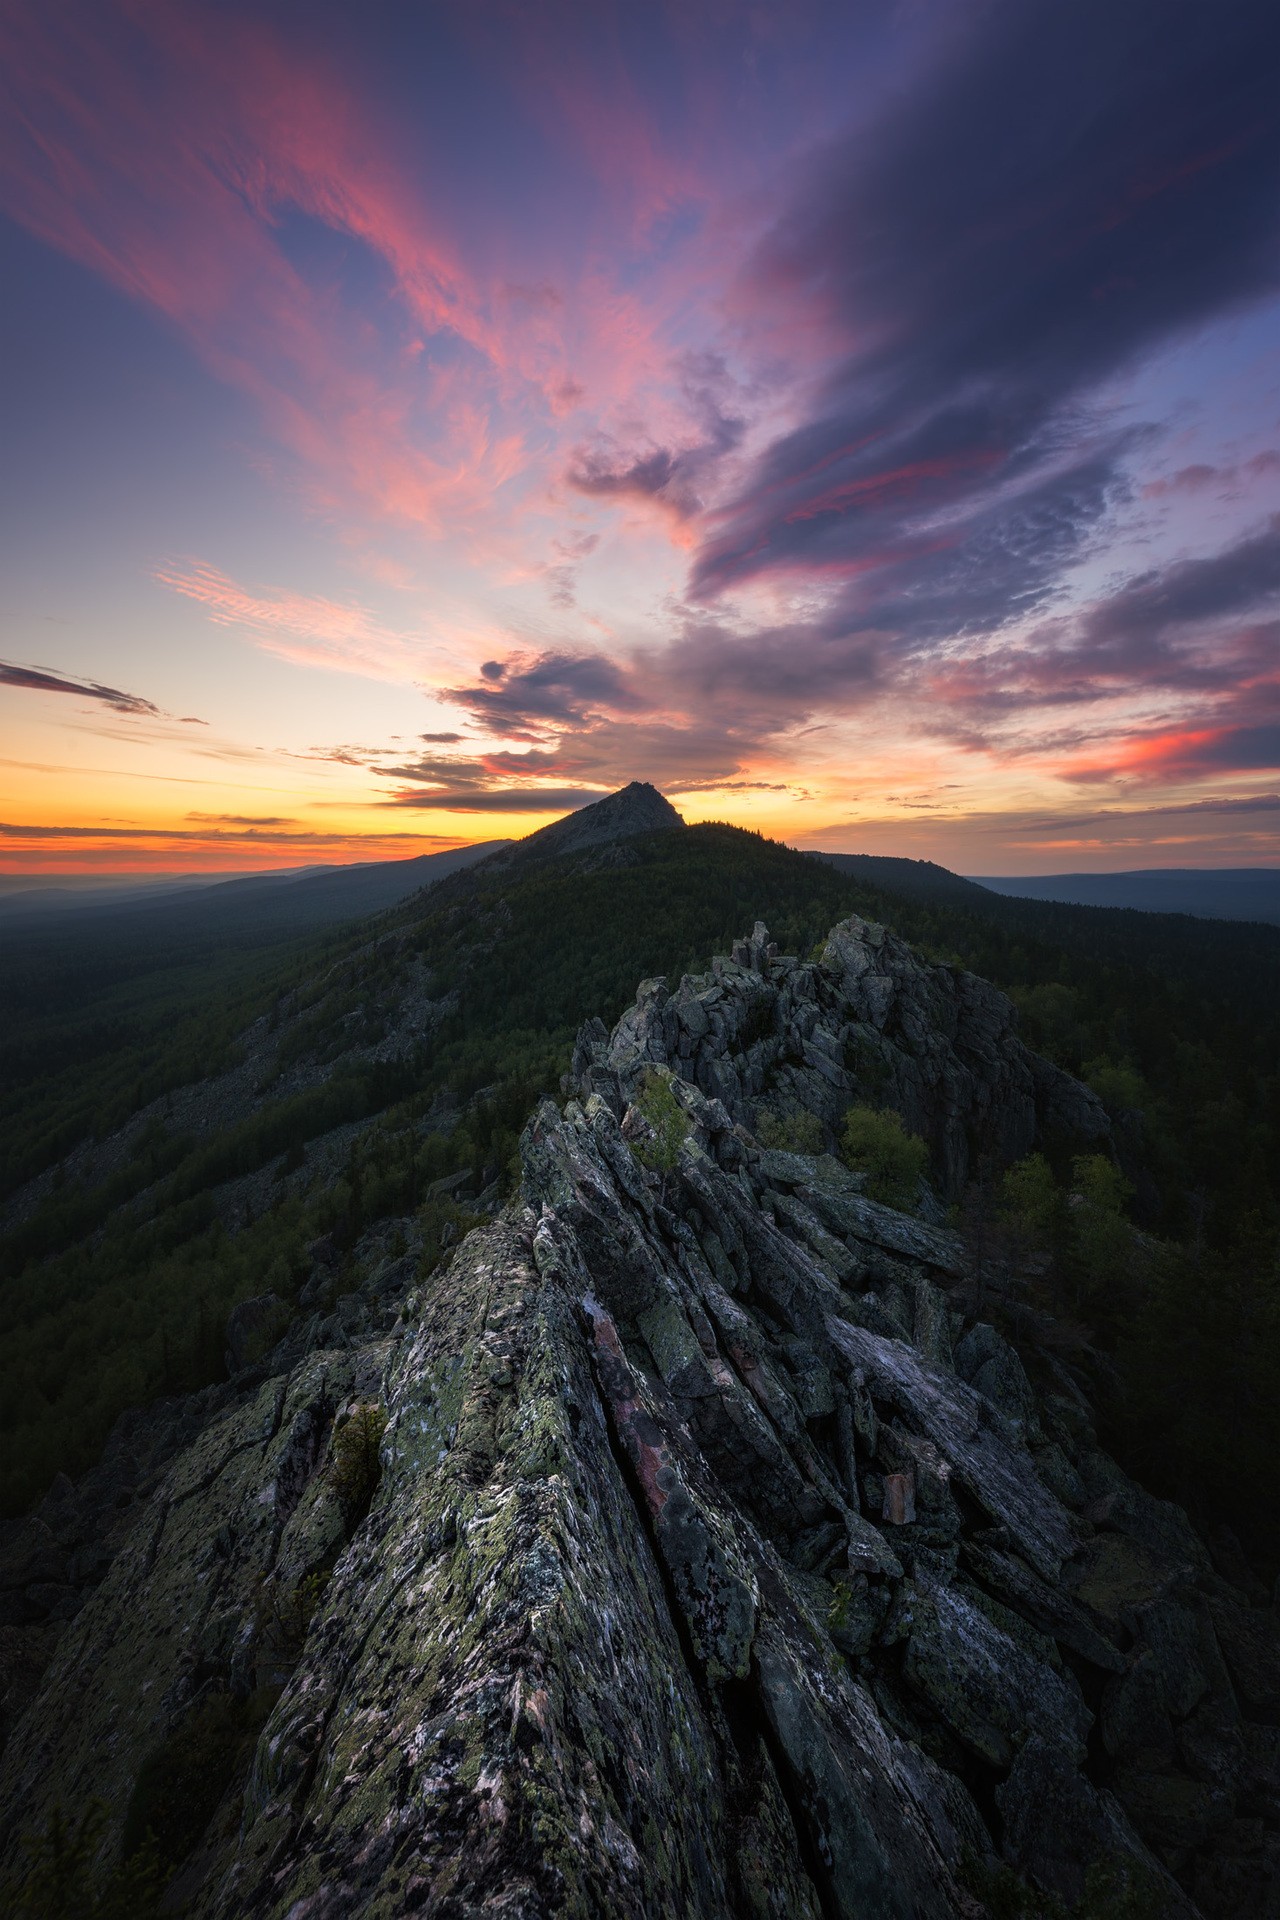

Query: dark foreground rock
[1,919,1276,1918]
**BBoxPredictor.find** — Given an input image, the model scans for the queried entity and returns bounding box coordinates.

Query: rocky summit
[2,912,1279,1917]
[486,780,685,869]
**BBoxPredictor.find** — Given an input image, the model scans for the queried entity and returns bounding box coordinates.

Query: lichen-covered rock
[3,919,1275,1919]
[899,1579,1091,1767]
[0,1346,382,1862]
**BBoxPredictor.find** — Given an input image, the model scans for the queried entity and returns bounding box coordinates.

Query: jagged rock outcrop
[2,921,1277,1919]
[572,912,1109,1198]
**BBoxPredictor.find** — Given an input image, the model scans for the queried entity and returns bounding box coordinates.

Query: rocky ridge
[572,911,1110,1199]
[2,916,1278,1917]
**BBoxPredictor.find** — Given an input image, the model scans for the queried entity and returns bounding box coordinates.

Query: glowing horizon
[3,1,1279,878]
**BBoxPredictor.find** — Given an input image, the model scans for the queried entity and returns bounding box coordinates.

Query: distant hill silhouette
[804,849,992,907]
[972,867,1280,926]
[0,841,510,937]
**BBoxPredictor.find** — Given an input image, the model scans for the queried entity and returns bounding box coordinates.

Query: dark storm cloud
[693,0,1280,649]
[381,785,608,812]
[926,520,1280,728]
[436,618,880,751]
[368,743,607,812]
[438,650,643,736]
[1080,516,1280,654]
[0,658,162,715]
[435,512,1280,794]
[567,352,746,520]
[407,0,1280,796]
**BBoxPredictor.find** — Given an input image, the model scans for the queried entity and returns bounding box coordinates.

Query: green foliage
[4,1802,162,1918]
[1084,1056,1149,1115]
[629,1071,692,1175]
[4,815,1280,1579]
[756,1108,824,1154]
[0,1079,527,1514]
[992,1151,1139,1318]
[330,1401,387,1524]
[839,1104,928,1208]
[1068,1155,1136,1312]
[999,1153,1061,1242]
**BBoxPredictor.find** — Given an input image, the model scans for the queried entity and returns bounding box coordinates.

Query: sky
[2,0,1279,877]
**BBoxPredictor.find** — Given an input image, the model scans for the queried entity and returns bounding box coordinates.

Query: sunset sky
[2,0,1279,875]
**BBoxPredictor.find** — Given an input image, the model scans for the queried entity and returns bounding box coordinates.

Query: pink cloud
[153,559,426,680]
[0,2,687,548]
[1142,453,1280,499]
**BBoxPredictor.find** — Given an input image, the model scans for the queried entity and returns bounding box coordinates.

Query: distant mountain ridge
[0,842,511,936]
[972,867,1280,926]
[0,781,686,934]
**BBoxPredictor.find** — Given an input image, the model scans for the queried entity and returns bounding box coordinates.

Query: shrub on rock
[839,1104,928,1208]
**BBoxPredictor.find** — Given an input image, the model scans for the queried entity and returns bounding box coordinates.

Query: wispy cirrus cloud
[153,560,426,680]
[0,0,746,566]
[184,812,295,827]
[0,3,541,543]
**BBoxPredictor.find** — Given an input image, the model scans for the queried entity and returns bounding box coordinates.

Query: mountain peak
[506,781,684,864]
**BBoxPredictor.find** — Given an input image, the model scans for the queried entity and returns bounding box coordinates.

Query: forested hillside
[2,819,1278,1590]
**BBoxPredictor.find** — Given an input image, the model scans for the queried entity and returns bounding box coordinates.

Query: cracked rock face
[2,921,1278,1919]
[573,911,1109,1198]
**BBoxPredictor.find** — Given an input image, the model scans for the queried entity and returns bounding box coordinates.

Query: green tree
[1068,1155,1135,1313]
[1084,1056,1148,1115]
[839,1105,928,1209]
[999,1152,1060,1244]
[330,1401,388,1525]
[629,1071,691,1177]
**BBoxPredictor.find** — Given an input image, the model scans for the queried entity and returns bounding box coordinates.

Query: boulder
[901,1581,1091,1767]
[997,1734,1196,1914]
[1206,1595,1280,1723]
